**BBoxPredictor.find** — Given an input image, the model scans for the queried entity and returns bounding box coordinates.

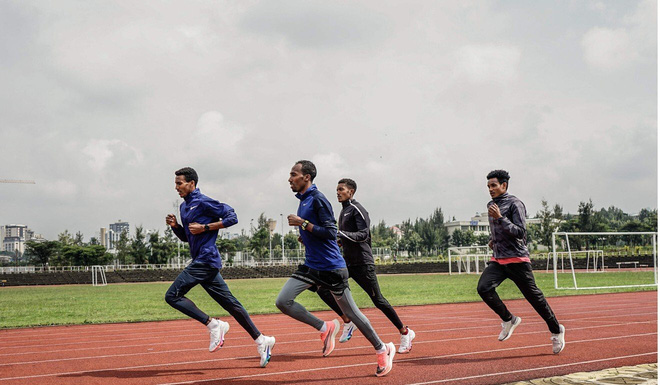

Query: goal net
[552,232,657,290]
[91,265,107,286]
[448,245,490,274]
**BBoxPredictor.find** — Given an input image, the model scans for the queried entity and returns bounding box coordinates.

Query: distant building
[1,224,42,256]
[443,213,491,237]
[103,220,130,251]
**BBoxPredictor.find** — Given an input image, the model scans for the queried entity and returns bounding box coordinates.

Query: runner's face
[487,178,507,198]
[288,164,309,193]
[175,175,195,197]
[336,183,353,202]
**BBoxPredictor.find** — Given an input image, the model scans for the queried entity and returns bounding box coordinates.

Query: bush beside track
[0,254,655,286]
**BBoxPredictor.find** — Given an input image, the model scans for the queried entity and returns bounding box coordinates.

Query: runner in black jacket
[315,178,416,354]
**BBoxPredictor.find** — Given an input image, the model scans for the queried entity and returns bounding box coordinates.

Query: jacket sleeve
[310,197,338,240]
[171,225,188,242]
[338,204,370,243]
[497,200,527,239]
[205,199,238,228]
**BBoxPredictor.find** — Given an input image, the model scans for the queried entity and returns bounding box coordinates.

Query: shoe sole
[210,321,229,353]
[260,339,275,367]
[339,326,354,343]
[398,330,416,354]
[376,343,396,377]
[323,320,340,357]
[499,317,521,342]
[553,326,565,354]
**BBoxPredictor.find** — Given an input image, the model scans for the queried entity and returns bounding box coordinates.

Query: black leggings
[477,261,561,334]
[165,261,261,339]
[316,264,404,331]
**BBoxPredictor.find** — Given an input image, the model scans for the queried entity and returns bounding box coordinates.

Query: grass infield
[0,271,655,328]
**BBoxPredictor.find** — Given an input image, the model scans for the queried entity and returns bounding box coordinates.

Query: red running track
[0,291,656,385]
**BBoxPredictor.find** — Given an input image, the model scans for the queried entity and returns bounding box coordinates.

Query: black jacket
[337,199,374,266]
[488,193,530,259]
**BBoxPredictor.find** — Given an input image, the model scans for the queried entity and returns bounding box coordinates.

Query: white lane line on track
[0,328,655,381]
[0,295,653,341]
[2,301,655,350]
[155,334,659,385]
[0,318,656,367]
[1,308,656,360]
[406,352,658,384]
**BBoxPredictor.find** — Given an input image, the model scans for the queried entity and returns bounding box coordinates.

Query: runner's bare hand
[188,222,204,235]
[166,214,179,228]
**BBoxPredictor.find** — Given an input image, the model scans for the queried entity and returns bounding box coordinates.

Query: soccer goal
[91,265,107,286]
[448,245,490,274]
[552,232,657,290]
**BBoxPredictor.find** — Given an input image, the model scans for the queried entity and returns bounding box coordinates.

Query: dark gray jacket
[337,199,374,266]
[488,193,529,259]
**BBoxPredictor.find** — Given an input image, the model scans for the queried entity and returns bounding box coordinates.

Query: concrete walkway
[504,363,657,385]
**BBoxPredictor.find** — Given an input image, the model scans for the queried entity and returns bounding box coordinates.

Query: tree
[25,240,60,265]
[536,199,563,248]
[249,213,270,260]
[58,230,74,246]
[130,226,149,264]
[74,231,85,246]
[115,229,132,264]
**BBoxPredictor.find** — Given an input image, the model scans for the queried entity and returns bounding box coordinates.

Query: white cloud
[82,139,143,172]
[453,44,521,84]
[582,27,638,70]
[191,111,246,154]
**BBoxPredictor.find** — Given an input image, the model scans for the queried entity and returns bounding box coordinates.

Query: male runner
[315,178,415,354]
[165,167,276,367]
[275,160,396,377]
[477,169,565,354]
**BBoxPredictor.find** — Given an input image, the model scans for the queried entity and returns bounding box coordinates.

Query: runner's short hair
[338,178,357,193]
[486,169,509,187]
[175,167,198,186]
[296,160,317,181]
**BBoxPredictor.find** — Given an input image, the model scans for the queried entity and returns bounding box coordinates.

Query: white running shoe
[551,324,565,354]
[398,328,415,353]
[257,335,276,367]
[375,342,396,377]
[498,316,521,341]
[207,319,230,352]
[339,321,355,343]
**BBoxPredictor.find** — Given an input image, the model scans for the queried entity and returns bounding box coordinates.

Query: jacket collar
[296,184,317,200]
[184,188,201,204]
[341,199,354,208]
[493,192,509,203]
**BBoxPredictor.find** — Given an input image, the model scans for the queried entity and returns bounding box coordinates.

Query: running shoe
[375,342,396,377]
[339,321,355,343]
[498,315,521,341]
[208,318,230,352]
[257,335,276,367]
[551,324,565,354]
[320,319,340,356]
[398,328,416,353]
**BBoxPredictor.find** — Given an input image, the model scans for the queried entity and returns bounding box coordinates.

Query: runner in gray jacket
[477,169,565,354]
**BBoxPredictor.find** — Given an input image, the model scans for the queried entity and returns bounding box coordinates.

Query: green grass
[0,271,655,328]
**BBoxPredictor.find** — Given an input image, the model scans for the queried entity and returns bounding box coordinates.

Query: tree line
[16,200,657,267]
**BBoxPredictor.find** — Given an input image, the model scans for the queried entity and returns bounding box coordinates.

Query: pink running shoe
[320,319,340,356]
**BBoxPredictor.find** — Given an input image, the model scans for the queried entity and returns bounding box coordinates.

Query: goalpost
[448,245,490,274]
[552,231,657,290]
[91,265,107,286]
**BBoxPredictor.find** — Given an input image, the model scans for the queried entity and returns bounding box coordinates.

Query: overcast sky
[0,0,656,240]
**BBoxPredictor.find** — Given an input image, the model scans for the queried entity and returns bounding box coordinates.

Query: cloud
[240,0,391,49]
[189,111,246,158]
[82,139,143,172]
[581,0,655,71]
[453,44,521,84]
[582,27,638,70]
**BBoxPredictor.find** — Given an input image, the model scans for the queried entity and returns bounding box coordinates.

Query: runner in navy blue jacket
[275,160,396,377]
[165,167,275,367]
